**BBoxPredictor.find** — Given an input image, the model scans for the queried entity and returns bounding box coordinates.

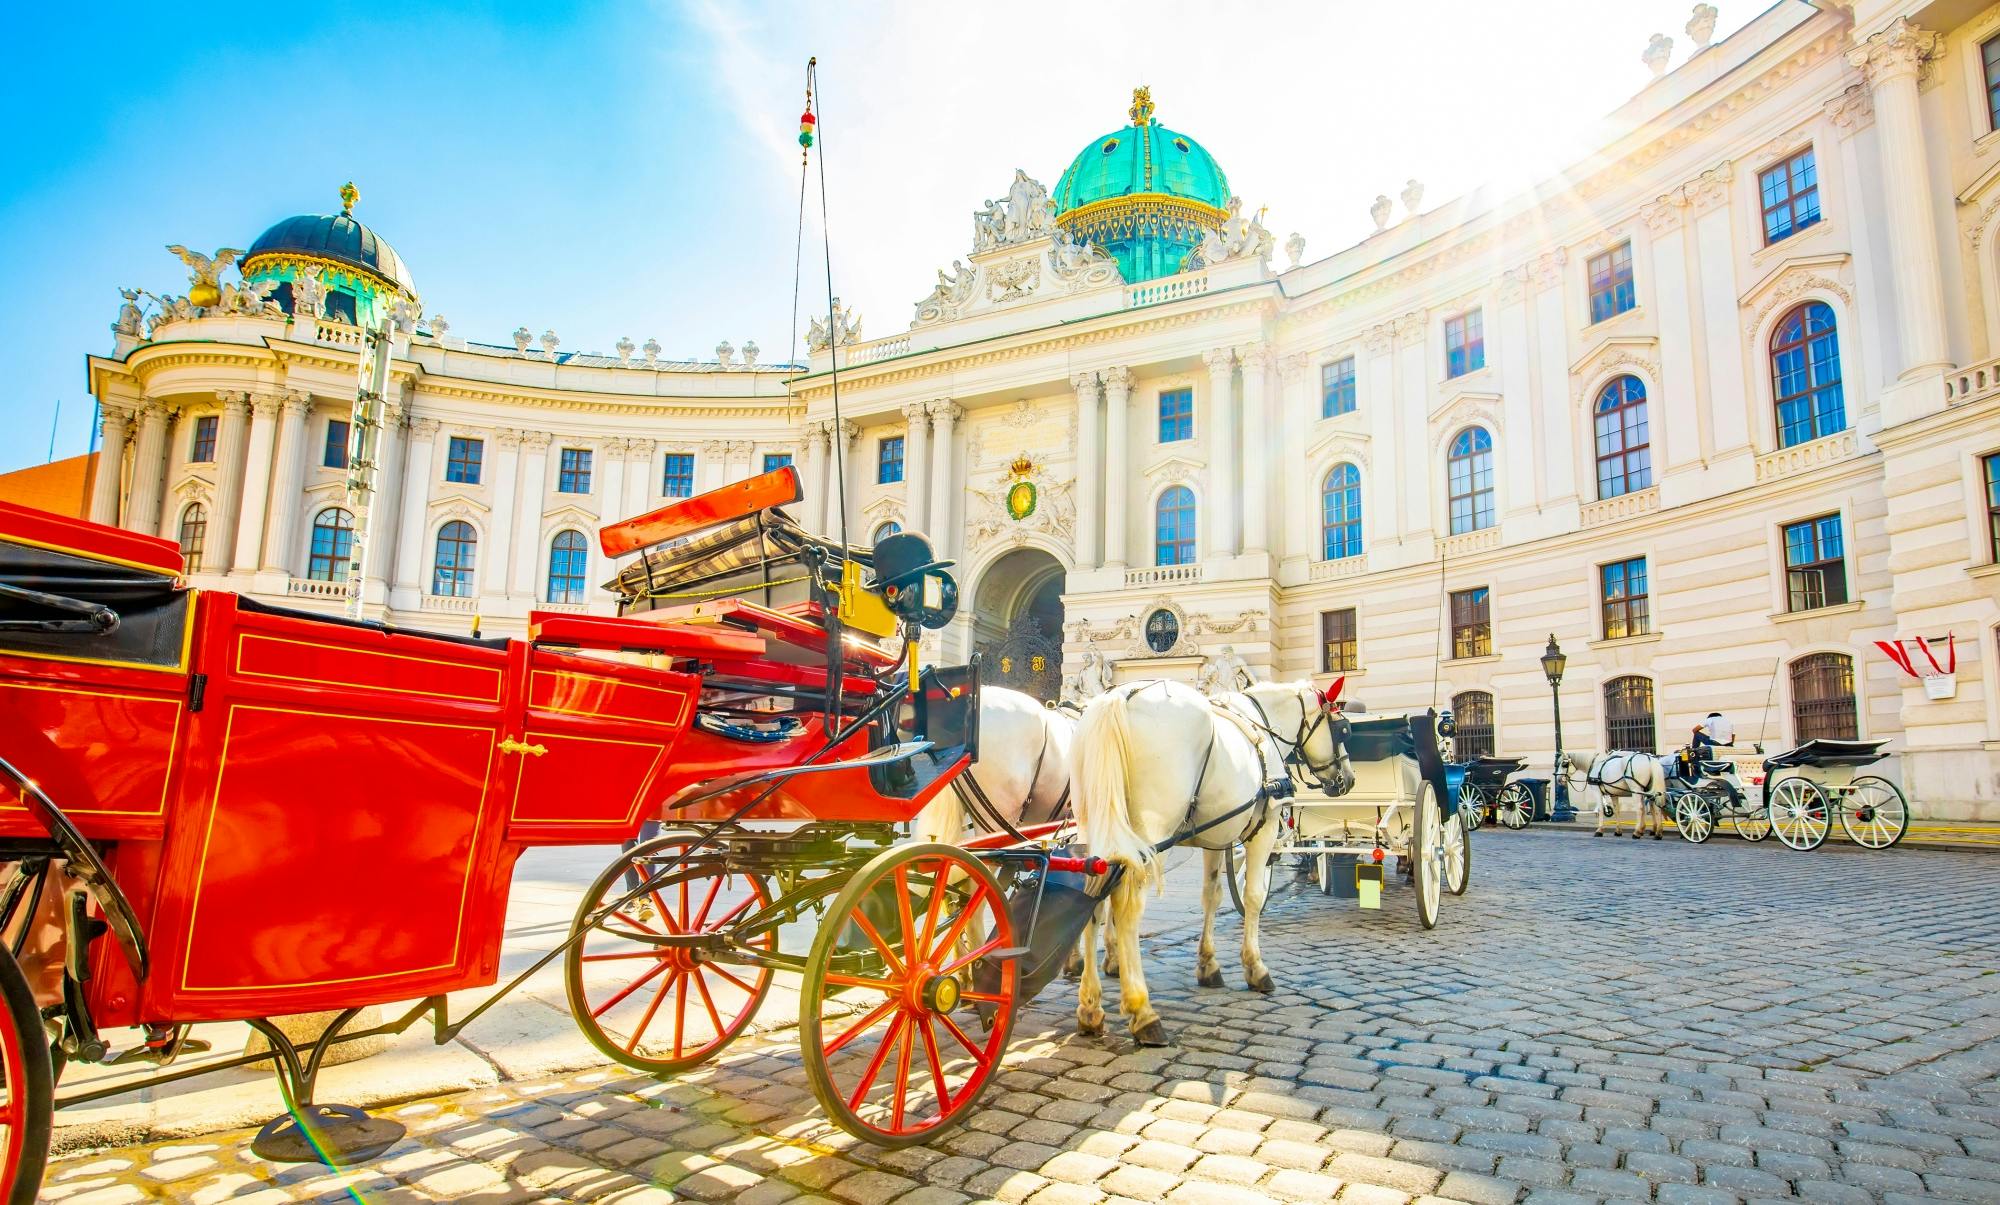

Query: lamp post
[1540,634,1574,821]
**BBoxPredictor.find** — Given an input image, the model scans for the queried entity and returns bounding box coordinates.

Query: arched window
[1452,690,1495,759]
[1771,302,1845,449]
[1604,676,1656,753]
[872,520,902,545]
[1447,428,1495,535]
[432,521,477,597]
[546,530,588,604]
[1321,464,1362,560]
[307,508,352,582]
[177,503,207,573]
[1155,486,1196,566]
[1791,653,1858,742]
[1593,376,1651,500]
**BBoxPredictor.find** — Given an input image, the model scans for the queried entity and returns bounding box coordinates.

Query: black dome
[246,212,415,295]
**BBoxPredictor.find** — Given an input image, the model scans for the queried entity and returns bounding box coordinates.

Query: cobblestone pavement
[44,832,2000,1203]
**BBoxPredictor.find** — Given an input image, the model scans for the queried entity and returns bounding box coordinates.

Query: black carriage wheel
[1497,782,1534,829]
[0,945,51,1203]
[565,831,775,1075]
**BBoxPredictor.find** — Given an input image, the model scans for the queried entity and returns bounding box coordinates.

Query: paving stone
[1434,1170,1524,1204]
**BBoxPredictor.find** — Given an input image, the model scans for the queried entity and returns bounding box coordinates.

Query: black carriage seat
[1698,759,1733,776]
[234,595,512,650]
[0,538,190,667]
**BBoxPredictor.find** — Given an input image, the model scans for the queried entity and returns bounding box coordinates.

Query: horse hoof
[1197,969,1224,989]
[1652,833,1663,841]
[1077,1017,1103,1038]
[1247,971,1276,994]
[1133,1020,1171,1048]
[1631,832,1642,840]
[1104,964,1120,980]
[1591,831,1603,837]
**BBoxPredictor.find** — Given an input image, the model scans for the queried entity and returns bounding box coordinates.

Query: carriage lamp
[1540,635,1575,821]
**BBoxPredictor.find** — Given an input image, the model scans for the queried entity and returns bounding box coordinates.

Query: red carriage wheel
[800,843,1017,1148]
[0,944,50,1203]
[565,831,774,1074]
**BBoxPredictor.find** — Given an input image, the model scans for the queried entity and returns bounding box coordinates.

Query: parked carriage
[1226,710,1465,930]
[1665,754,1770,845]
[1759,738,1910,851]
[0,468,1107,1199]
[1453,755,1534,831]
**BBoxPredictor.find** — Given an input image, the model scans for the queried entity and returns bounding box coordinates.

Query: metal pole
[343,316,394,619]
[1550,676,1574,821]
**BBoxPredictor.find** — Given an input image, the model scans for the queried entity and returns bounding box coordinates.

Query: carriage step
[251,1103,406,1165]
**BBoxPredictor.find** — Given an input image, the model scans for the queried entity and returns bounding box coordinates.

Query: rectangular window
[1600,557,1650,640]
[1759,148,1821,245]
[445,436,483,484]
[558,448,592,494]
[1587,242,1636,323]
[1783,514,1848,612]
[878,436,905,484]
[189,415,218,463]
[1321,357,1356,417]
[1986,453,2000,563]
[763,452,793,474]
[1320,609,1358,674]
[1449,587,1491,659]
[662,452,695,498]
[1158,388,1193,443]
[323,419,350,469]
[1985,35,2000,131]
[1445,310,1485,378]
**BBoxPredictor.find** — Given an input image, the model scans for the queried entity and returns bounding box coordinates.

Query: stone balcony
[1579,486,1661,528]
[1123,562,1204,588]
[421,594,477,614]
[1308,554,1368,582]
[1754,429,1858,483]
[1945,353,2000,407]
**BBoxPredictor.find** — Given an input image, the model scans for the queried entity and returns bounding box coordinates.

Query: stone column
[926,402,961,557]
[1203,348,1237,559]
[798,422,826,531]
[260,393,311,574]
[699,440,730,494]
[1395,312,1434,534]
[1070,375,1100,568]
[510,433,552,596]
[1277,356,1313,562]
[626,439,655,516]
[1102,368,1131,568]
[1238,344,1272,555]
[1849,19,1949,382]
[89,404,132,526]
[369,401,407,596]
[393,418,440,592]
[824,419,856,542]
[126,402,171,536]
[208,392,253,573]
[901,403,932,535]
[1641,203,1701,475]
[485,430,523,600]
[1496,273,1540,511]
[231,396,280,573]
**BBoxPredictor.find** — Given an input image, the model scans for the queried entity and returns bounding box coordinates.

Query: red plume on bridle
[1319,676,1345,709]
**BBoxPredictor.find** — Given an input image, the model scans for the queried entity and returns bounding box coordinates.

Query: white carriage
[1227,710,1468,930]
[1759,738,1910,851]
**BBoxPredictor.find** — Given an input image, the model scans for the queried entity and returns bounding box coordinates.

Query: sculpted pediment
[1738,253,1852,336]
[1569,337,1661,405]
[910,170,1124,329]
[1306,429,1371,469]
[426,491,489,514]
[1140,454,1204,486]
[1427,389,1502,431]
[541,503,596,526]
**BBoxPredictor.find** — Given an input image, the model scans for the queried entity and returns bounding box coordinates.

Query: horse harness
[1241,690,1353,796]
[950,707,1072,844]
[1111,681,1295,855]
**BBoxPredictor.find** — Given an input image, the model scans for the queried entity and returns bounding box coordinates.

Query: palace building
[57,1,2000,820]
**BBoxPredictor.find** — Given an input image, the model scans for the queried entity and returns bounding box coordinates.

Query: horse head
[1244,681,1352,796]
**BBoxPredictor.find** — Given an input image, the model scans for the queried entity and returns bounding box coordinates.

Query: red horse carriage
[0,466,1102,1199]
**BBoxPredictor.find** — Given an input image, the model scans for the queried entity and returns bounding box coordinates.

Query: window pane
[547,530,588,603]
[558,448,592,494]
[1322,358,1356,417]
[1604,677,1657,753]
[446,437,484,484]
[1321,464,1362,559]
[877,436,904,484]
[1155,487,1196,565]
[324,419,350,469]
[662,453,695,498]
[190,416,218,463]
[432,521,477,597]
[764,453,792,473]
[1451,691,1495,758]
[1321,608,1357,673]
[1158,389,1193,442]
[308,509,353,582]
[1790,653,1858,741]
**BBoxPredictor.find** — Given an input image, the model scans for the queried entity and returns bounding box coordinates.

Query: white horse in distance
[1563,751,1671,839]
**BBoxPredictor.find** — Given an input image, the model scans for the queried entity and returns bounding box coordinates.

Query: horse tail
[1073,689,1155,875]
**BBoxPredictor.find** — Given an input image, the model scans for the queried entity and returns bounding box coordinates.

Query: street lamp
[1540,634,1575,821]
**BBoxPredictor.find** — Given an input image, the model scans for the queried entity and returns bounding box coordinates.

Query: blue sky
[2,0,1759,474]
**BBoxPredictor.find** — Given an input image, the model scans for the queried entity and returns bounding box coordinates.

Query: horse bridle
[1243,688,1352,794]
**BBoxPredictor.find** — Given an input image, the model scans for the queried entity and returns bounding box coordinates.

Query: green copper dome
[1054,88,1231,284]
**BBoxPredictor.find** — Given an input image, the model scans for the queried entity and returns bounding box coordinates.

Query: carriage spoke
[691,967,727,1034]
[580,950,670,963]
[610,909,662,936]
[825,972,899,992]
[851,910,907,979]
[591,956,672,1019]
[691,873,724,928]
[894,865,918,962]
[940,933,1005,977]
[708,962,762,994]
[919,857,949,955]
[958,990,1010,1005]
[824,996,899,1058]
[890,1011,915,1131]
[620,967,681,1053]
[846,1012,908,1111]
[936,1010,989,1064]
[928,884,990,964]
[673,958,691,1058]
[919,1015,951,1118]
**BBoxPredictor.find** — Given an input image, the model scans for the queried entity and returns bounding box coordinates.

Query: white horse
[1568,751,1670,839]
[913,686,1076,843]
[1070,680,1349,1046]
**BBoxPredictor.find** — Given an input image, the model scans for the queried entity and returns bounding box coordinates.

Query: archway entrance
[971,548,1065,702]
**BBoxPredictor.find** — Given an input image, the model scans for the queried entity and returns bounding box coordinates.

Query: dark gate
[978,615,1062,702]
